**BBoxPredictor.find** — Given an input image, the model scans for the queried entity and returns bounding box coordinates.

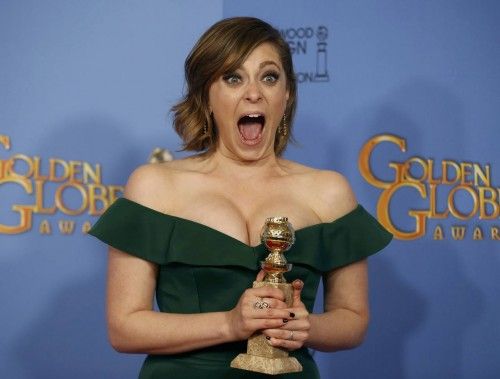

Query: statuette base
[230,281,302,374]
[230,354,302,375]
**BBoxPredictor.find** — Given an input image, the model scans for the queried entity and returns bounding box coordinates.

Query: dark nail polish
[283,318,288,323]
[290,312,295,318]
[266,336,271,340]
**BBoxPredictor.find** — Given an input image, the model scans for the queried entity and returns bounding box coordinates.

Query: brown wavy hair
[171,17,297,156]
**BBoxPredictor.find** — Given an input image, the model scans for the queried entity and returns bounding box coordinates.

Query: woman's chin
[231,139,275,162]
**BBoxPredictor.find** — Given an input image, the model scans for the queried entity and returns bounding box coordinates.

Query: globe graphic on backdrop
[316,26,328,41]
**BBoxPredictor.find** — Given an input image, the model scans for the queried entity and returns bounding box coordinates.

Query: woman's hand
[262,279,310,351]
[225,272,291,341]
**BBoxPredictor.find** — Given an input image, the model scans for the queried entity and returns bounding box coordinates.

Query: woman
[89,17,391,378]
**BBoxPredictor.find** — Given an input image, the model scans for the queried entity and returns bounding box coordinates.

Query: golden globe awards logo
[359,134,499,241]
[0,134,123,235]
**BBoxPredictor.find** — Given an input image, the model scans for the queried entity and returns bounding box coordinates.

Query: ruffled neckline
[115,197,364,249]
[89,197,392,271]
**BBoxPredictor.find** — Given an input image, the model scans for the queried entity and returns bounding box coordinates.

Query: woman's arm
[106,246,230,354]
[306,259,370,352]
[107,247,291,354]
[262,260,369,352]
[307,170,369,351]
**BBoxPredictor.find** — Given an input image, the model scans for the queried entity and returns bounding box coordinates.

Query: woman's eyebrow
[259,60,281,69]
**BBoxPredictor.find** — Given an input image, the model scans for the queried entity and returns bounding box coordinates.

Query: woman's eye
[222,73,241,85]
[263,72,279,84]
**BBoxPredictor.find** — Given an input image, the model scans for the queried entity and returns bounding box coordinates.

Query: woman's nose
[244,81,263,102]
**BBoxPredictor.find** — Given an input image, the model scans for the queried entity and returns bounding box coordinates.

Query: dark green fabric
[89,198,392,378]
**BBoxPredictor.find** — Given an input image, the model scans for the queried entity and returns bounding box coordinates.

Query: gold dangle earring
[280,113,288,136]
[204,111,213,136]
[203,112,211,136]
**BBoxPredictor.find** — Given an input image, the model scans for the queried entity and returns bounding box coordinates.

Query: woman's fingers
[264,328,306,340]
[255,269,266,282]
[261,292,311,351]
[246,317,289,330]
[266,337,303,351]
[292,279,304,307]
[249,286,286,302]
[244,287,287,308]
[263,315,308,331]
[257,297,287,309]
[247,306,293,321]
[263,328,307,351]
[229,281,307,341]
[230,284,294,340]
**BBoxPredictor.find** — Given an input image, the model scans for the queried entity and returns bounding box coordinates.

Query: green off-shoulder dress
[89,198,392,378]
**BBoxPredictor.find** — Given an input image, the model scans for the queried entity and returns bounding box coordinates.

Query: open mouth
[237,114,265,145]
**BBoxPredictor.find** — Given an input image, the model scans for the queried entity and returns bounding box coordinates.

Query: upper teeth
[247,114,261,117]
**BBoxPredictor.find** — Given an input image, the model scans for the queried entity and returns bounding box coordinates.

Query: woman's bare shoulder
[123,157,200,211]
[279,159,357,222]
[310,169,357,220]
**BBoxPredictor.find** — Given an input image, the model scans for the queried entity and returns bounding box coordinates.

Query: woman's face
[208,42,289,162]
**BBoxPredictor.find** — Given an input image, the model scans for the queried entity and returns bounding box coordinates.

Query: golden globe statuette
[148,147,174,163]
[230,217,303,375]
